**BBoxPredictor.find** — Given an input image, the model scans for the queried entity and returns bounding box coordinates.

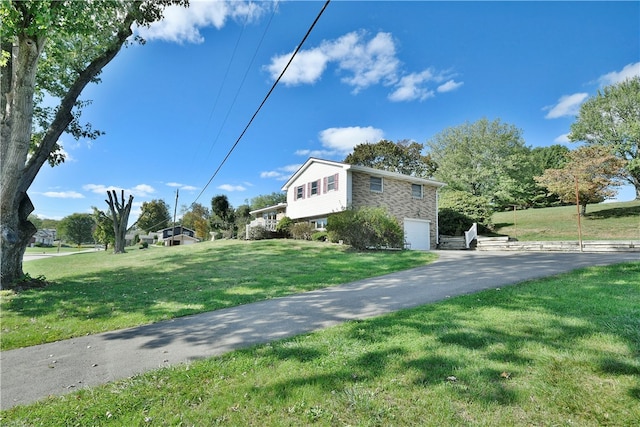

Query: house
[250,158,445,250]
[30,229,56,246]
[248,203,288,232]
[157,226,198,246]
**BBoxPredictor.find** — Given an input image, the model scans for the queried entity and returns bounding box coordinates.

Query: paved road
[23,248,103,262]
[1,250,638,409]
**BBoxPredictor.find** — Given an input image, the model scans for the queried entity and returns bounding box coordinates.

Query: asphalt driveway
[1,250,638,409]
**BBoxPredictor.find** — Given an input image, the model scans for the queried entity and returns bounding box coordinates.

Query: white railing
[464,223,478,249]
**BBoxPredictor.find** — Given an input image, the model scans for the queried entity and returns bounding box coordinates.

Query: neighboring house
[157,226,198,246]
[249,158,445,250]
[124,230,158,246]
[30,229,56,246]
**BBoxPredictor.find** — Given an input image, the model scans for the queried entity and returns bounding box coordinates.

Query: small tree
[535,146,626,215]
[105,190,134,253]
[59,213,95,246]
[92,207,114,250]
[345,139,437,178]
[137,199,171,233]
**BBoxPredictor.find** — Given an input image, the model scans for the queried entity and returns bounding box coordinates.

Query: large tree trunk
[106,190,134,254]
[1,33,45,288]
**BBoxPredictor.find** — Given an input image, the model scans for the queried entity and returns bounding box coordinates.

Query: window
[310,180,319,196]
[315,218,327,229]
[412,184,423,199]
[370,176,383,192]
[296,185,304,200]
[327,175,336,191]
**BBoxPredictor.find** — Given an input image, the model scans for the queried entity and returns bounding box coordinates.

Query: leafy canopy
[345,139,437,178]
[569,77,640,198]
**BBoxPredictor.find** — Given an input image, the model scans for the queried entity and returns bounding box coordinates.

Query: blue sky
[31,0,640,221]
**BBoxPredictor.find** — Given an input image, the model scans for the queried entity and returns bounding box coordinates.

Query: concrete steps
[476,237,639,253]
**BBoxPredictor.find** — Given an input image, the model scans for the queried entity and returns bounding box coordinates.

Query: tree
[59,213,94,246]
[426,118,533,210]
[529,145,571,207]
[250,192,286,211]
[535,145,626,215]
[569,77,640,199]
[345,139,438,178]
[181,203,210,240]
[105,190,134,253]
[137,199,171,233]
[0,0,186,286]
[92,207,114,250]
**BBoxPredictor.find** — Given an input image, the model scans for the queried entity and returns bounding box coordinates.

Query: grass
[1,240,436,351]
[24,245,94,254]
[492,200,640,241]
[2,262,638,426]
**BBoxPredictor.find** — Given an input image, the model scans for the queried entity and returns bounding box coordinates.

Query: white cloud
[135,1,269,44]
[295,149,336,158]
[437,79,464,93]
[41,191,84,199]
[544,93,588,119]
[218,184,246,192]
[267,31,400,92]
[388,70,437,102]
[267,30,461,101]
[166,182,197,191]
[83,183,156,197]
[597,62,640,86]
[554,133,571,144]
[260,164,302,181]
[319,126,384,154]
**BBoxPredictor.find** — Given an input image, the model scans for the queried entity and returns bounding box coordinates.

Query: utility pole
[574,176,583,252]
[171,189,179,246]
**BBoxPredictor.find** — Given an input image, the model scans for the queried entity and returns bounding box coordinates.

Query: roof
[249,203,288,216]
[281,157,446,191]
[156,226,195,233]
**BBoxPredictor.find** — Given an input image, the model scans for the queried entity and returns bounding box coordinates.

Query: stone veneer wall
[351,171,439,249]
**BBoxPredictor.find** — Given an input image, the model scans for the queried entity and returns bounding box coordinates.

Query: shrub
[312,231,328,241]
[275,216,293,237]
[291,222,315,240]
[139,241,149,249]
[248,225,271,240]
[327,207,403,250]
[438,208,475,236]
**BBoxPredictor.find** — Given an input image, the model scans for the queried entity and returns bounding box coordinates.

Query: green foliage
[345,139,437,177]
[92,207,114,248]
[529,145,571,207]
[327,207,404,250]
[427,118,534,209]
[247,225,271,240]
[438,208,475,236]
[291,222,315,240]
[250,192,286,211]
[210,195,236,233]
[312,231,329,241]
[137,199,171,233]
[181,203,211,240]
[438,189,493,230]
[570,76,640,198]
[59,213,94,246]
[139,242,148,249]
[275,216,293,237]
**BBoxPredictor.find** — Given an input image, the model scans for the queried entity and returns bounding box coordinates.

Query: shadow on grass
[586,205,640,219]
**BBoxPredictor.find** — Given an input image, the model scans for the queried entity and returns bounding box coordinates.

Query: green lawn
[492,200,640,241]
[2,262,638,426]
[1,240,436,350]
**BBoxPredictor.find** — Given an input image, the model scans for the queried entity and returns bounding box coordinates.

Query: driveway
[1,250,638,409]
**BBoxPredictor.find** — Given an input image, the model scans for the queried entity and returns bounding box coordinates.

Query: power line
[190,0,331,208]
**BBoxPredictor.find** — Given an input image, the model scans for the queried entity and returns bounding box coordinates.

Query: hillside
[491,200,639,241]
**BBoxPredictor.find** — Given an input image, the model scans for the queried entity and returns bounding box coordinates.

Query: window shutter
[323,177,328,194]
[334,173,339,191]
[294,187,298,201]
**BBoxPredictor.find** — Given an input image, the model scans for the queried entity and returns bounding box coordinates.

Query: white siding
[286,163,349,220]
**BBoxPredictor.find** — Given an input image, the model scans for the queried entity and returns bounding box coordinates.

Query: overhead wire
[189,0,331,208]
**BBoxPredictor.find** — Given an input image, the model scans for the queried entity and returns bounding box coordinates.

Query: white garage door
[404,219,431,251]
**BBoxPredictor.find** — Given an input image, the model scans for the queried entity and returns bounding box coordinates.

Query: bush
[312,231,328,241]
[275,216,293,237]
[248,225,272,240]
[327,207,403,250]
[139,241,149,249]
[438,208,475,236]
[291,222,315,240]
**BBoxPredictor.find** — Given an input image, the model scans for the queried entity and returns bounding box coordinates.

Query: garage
[404,218,431,251]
